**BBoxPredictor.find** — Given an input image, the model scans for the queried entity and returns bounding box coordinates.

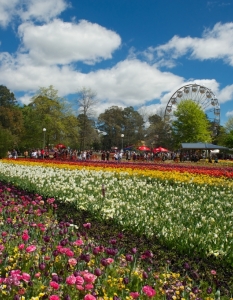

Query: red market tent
[55,144,66,149]
[153,146,169,153]
[137,146,151,151]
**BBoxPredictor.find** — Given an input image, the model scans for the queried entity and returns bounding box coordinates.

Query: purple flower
[125,254,133,262]
[94,268,102,277]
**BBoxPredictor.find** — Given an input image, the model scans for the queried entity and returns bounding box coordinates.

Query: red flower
[22,231,30,241]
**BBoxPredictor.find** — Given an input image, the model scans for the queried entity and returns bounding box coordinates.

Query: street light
[43,128,46,150]
[121,134,124,151]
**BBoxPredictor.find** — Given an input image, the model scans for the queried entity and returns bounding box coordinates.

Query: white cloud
[217,84,233,104]
[0,0,19,27]
[146,22,233,66]
[18,19,121,65]
[0,51,184,113]
[0,0,68,27]
[226,110,233,117]
[83,59,184,106]
[19,0,68,23]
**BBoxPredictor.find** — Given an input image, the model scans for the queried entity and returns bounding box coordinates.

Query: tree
[145,111,172,150]
[0,85,17,107]
[0,125,14,158]
[122,107,145,148]
[77,114,99,150]
[98,106,145,150]
[76,87,98,150]
[0,85,24,149]
[0,106,24,137]
[20,86,79,150]
[224,130,233,148]
[172,99,212,148]
[98,106,124,150]
[225,116,233,133]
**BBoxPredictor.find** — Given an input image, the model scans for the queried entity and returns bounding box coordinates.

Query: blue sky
[0,0,233,125]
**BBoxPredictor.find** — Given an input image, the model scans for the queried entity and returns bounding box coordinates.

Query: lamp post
[43,128,46,150]
[121,134,124,152]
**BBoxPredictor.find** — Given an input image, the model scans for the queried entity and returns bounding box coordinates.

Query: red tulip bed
[9,157,233,178]
[0,158,233,299]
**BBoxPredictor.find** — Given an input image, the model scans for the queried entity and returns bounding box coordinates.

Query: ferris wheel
[164,84,220,125]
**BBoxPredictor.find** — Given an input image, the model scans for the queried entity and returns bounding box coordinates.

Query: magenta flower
[84,294,96,300]
[50,281,60,290]
[129,292,140,299]
[66,275,76,285]
[84,283,94,290]
[47,198,55,204]
[106,258,114,265]
[211,270,217,275]
[22,273,30,282]
[83,223,91,229]
[76,276,84,285]
[76,284,84,291]
[83,272,97,284]
[68,258,77,266]
[49,295,60,300]
[22,231,30,241]
[142,285,156,298]
[26,245,36,253]
[65,249,74,257]
[73,239,84,246]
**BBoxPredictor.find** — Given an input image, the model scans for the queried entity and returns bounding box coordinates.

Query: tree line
[0,84,232,158]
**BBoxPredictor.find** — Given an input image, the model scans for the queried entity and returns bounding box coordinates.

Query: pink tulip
[50,281,60,290]
[84,283,94,290]
[65,249,74,257]
[66,275,76,285]
[49,295,60,300]
[73,239,84,246]
[83,272,97,284]
[84,294,96,300]
[18,244,25,250]
[76,284,84,290]
[68,258,77,266]
[142,285,156,298]
[26,245,36,253]
[35,272,41,278]
[22,273,30,282]
[83,223,91,229]
[22,232,30,241]
[76,276,84,285]
[130,292,140,299]
[106,258,114,265]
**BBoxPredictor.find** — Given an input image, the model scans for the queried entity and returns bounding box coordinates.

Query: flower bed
[0,159,233,298]
[0,182,229,299]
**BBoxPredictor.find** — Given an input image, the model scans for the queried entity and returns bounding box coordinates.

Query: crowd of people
[7,147,232,163]
[7,147,172,162]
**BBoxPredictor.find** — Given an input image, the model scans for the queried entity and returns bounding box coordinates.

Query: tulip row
[3,158,233,186]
